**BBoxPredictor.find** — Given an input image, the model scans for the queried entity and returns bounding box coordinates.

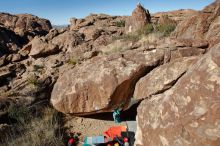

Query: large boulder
[29,36,59,58]
[51,49,165,115]
[0,13,52,42]
[134,57,198,100]
[135,43,220,146]
[51,31,84,52]
[125,4,151,33]
[25,30,84,58]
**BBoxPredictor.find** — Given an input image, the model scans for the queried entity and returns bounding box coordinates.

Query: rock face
[0,26,21,56]
[135,44,220,146]
[125,4,151,33]
[157,14,177,25]
[151,9,197,24]
[0,13,52,42]
[28,37,59,58]
[134,57,198,100]
[173,0,220,46]
[70,14,125,37]
[51,49,165,114]
[0,1,219,145]
[25,30,84,58]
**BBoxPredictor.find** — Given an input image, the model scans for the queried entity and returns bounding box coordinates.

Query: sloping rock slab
[135,43,220,146]
[134,57,198,99]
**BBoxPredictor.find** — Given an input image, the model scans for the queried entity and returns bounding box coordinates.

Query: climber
[113,108,121,123]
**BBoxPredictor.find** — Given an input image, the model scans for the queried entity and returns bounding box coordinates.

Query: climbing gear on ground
[68,138,75,146]
[124,137,129,146]
[103,126,127,142]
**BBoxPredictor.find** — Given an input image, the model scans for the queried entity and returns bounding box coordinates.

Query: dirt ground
[63,104,139,145]
[63,114,126,145]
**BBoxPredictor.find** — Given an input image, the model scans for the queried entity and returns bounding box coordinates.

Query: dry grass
[27,75,39,86]
[113,34,141,42]
[3,106,64,146]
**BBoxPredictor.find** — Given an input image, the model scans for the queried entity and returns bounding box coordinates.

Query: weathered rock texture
[70,14,126,41]
[0,13,52,41]
[135,43,220,146]
[173,0,220,46]
[157,14,177,25]
[134,57,198,100]
[152,9,197,24]
[0,2,219,144]
[125,4,151,33]
[0,26,21,56]
[51,49,165,114]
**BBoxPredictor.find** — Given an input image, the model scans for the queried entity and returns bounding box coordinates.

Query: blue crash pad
[84,136,105,144]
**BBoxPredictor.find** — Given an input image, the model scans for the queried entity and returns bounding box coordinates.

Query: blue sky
[0,0,215,25]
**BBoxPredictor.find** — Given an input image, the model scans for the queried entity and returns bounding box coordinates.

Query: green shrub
[112,23,175,44]
[155,23,176,37]
[137,23,176,37]
[115,20,125,27]
[138,24,154,35]
[67,57,78,65]
[33,65,44,73]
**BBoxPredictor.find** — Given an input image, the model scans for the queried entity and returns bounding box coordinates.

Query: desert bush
[115,20,125,27]
[67,56,78,65]
[137,23,176,37]
[155,23,176,36]
[4,107,64,146]
[138,23,154,35]
[33,65,44,73]
[113,23,175,44]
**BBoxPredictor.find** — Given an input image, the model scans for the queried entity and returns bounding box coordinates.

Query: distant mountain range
[52,24,68,29]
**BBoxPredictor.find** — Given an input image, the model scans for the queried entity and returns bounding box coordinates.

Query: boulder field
[0,1,219,145]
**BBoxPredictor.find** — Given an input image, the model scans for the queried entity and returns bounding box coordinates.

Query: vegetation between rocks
[138,23,176,37]
[115,20,125,27]
[113,33,141,42]
[67,56,79,66]
[27,75,39,86]
[104,46,123,55]
[114,23,176,43]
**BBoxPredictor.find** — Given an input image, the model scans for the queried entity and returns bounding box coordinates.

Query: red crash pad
[103,126,127,142]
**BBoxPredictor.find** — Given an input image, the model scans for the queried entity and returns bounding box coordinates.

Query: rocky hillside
[0,1,219,145]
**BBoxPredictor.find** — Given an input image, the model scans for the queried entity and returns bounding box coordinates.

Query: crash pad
[103,126,127,141]
[84,136,105,144]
